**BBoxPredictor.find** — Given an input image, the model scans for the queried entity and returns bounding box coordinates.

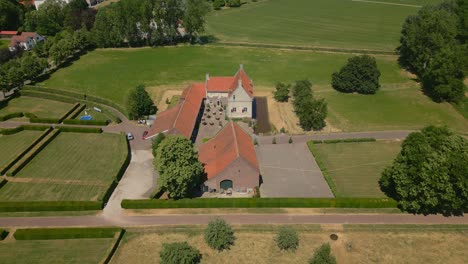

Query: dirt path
[0,214,465,227]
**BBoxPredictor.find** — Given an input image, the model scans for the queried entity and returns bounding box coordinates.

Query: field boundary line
[351,0,422,8]
[4,177,109,186]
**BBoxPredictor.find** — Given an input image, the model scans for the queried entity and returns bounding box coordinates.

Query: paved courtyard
[256,143,334,198]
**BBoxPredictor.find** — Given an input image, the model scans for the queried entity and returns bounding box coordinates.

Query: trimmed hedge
[68,103,86,120]
[0,125,51,135]
[29,117,61,124]
[23,112,38,119]
[58,126,102,133]
[24,86,128,117]
[121,198,398,209]
[58,102,81,122]
[307,141,338,196]
[0,179,7,189]
[0,127,52,175]
[63,119,109,126]
[0,201,103,212]
[311,138,376,144]
[0,229,9,240]
[20,90,77,104]
[6,129,60,176]
[101,229,126,264]
[0,112,23,121]
[14,227,122,240]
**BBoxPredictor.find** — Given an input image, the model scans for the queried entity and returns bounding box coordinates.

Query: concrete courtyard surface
[256,143,333,198]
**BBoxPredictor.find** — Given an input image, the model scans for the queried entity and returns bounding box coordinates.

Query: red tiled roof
[147,83,205,139]
[8,32,37,47]
[0,31,18,35]
[198,122,259,180]
[206,68,254,98]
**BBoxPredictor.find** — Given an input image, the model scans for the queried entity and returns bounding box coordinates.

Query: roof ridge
[231,122,239,158]
[172,84,192,128]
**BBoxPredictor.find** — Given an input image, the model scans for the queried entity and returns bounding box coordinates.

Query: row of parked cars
[126,131,149,140]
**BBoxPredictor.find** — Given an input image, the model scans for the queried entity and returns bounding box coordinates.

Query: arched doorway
[220,180,233,190]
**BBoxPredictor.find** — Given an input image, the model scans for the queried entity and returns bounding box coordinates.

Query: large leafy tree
[20,52,48,82]
[159,242,201,264]
[184,0,211,40]
[154,136,204,199]
[273,82,291,102]
[331,55,381,94]
[0,0,24,30]
[24,0,67,36]
[0,59,24,94]
[292,80,327,131]
[379,126,468,216]
[127,85,157,119]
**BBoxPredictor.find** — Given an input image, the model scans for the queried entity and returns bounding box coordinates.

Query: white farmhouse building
[8,32,45,52]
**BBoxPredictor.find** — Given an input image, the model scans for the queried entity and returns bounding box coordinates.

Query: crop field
[0,131,42,169]
[310,141,402,197]
[112,225,468,264]
[0,96,72,118]
[0,132,126,201]
[0,238,116,264]
[205,0,442,51]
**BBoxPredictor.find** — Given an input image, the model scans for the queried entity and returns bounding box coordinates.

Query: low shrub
[63,119,109,126]
[309,243,336,264]
[121,198,398,209]
[160,242,201,264]
[0,126,24,135]
[58,127,102,133]
[23,112,38,119]
[6,129,60,176]
[0,201,103,212]
[0,112,23,121]
[0,229,8,240]
[275,226,299,251]
[14,227,121,240]
[205,218,235,251]
[29,117,61,124]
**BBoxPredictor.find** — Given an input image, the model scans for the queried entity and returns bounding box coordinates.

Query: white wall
[227,85,253,118]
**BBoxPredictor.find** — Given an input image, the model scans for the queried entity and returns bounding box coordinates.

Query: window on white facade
[242,107,248,113]
[233,95,236,100]
[231,107,237,113]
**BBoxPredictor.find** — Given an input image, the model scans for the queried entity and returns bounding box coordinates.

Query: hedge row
[0,112,23,121]
[0,229,9,240]
[6,129,60,176]
[23,112,38,119]
[0,125,51,135]
[121,198,398,209]
[0,179,7,189]
[58,102,81,122]
[14,227,122,240]
[63,119,109,126]
[24,86,128,117]
[101,229,126,264]
[0,201,103,212]
[20,90,77,104]
[58,126,102,133]
[307,142,338,196]
[68,103,86,120]
[311,138,377,144]
[29,117,61,124]
[0,127,52,175]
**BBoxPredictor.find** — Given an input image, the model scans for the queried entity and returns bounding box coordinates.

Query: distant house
[8,32,45,52]
[198,122,260,192]
[34,0,95,9]
[0,31,18,38]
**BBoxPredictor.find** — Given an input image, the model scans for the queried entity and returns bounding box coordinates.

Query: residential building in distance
[8,32,45,52]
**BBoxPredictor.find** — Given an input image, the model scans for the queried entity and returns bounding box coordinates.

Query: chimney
[206,73,210,81]
[240,64,243,70]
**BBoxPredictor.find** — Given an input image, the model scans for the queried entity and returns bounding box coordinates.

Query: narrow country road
[0,214,465,228]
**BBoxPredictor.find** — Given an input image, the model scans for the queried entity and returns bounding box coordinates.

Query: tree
[151,133,166,157]
[275,226,299,251]
[213,0,225,10]
[204,218,235,251]
[332,55,381,94]
[184,0,210,40]
[379,126,468,216]
[273,82,290,102]
[159,242,201,264]
[226,0,241,7]
[292,80,327,131]
[127,85,157,119]
[20,52,48,82]
[24,0,66,36]
[0,59,24,93]
[309,243,336,264]
[0,0,24,30]
[154,136,204,199]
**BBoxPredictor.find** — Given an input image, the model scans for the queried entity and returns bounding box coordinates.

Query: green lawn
[0,96,72,118]
[0,40,8,49]
[0,238,115,264]
[0,132,127,201]
[310,141,402,197]
[205,0,442,51]
[73,103,118,122]
[0,131,42,169]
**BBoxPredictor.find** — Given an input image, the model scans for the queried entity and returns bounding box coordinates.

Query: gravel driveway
[256,143,333,198]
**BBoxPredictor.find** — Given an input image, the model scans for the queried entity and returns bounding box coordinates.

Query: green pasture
[0,96,72,118]
[0,131,42,169]
[310,140,402,197]
[73,103,117,122]
[0,238,115,264]
[205,0,441,51]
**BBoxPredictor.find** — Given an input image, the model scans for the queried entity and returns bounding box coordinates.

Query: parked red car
[142,131,148,139]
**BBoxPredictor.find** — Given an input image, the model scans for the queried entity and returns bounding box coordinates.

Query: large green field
[0,132,126,201]
[0,131,42,169]
[0,238,116,264]
[39,46,467,132]
[309,141,402,197]
[0,96,72,118]
[205,0,441,51]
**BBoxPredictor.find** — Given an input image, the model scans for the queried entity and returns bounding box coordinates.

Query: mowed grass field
[0,131,42,169]
[205,0,442,51]
[112,226,468,264]
[0,238,116,264]
[0,132,126,201]
[40,46,467,132]
[310,141,402,197]
[0,96,72,118]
